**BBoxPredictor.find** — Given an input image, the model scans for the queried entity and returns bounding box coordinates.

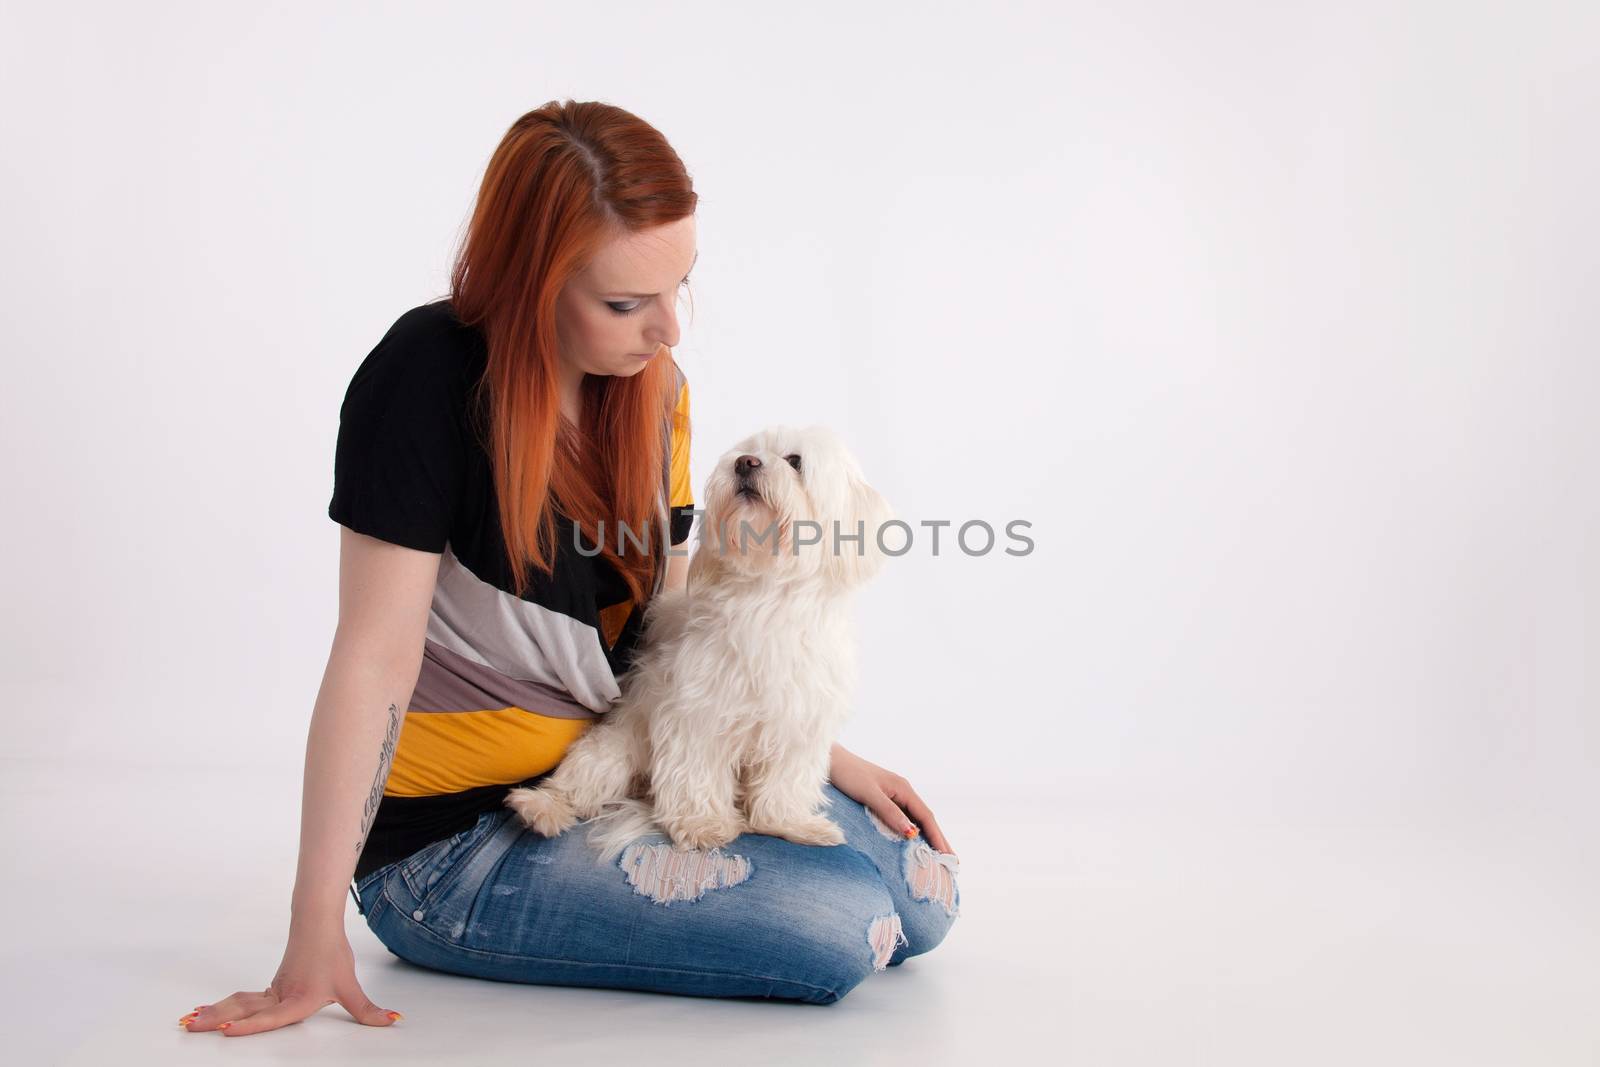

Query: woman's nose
[647,300,681,351]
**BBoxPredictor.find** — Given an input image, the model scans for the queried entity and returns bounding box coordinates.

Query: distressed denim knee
[779,850,907,1003]
[830,791,962,968]
[611,835,902,1003]
[887,834,960,965]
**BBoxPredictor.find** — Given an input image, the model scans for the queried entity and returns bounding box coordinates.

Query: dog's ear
[823,470,895,589]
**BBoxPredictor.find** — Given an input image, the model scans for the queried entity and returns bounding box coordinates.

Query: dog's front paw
[504,786,577,837]
[662,813,745,851]
[756,813,846,847]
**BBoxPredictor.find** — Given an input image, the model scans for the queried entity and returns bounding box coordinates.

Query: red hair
[446,100,696,604]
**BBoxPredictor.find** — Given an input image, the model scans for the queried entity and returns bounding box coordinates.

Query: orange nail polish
[219,1022,232,1030]
[387,1011,404,1021]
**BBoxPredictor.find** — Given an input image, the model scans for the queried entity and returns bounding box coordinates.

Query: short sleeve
[668,376,694,545]
[327,308,469,553]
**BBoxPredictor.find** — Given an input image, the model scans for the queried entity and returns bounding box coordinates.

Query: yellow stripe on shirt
[383,707,594,797]
[670,378,693,509]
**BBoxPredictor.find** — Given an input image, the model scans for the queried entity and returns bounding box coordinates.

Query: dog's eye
[784,453,802,472]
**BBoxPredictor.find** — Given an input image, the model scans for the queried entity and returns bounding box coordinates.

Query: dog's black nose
[735,454,762,477]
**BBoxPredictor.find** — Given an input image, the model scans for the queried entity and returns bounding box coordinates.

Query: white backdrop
[3,2,1596,1063]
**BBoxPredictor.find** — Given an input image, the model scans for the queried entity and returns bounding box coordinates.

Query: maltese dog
[504,424,894,860]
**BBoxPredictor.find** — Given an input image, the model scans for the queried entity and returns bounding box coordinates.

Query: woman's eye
[784,454,802,472]
[606,279,690,316]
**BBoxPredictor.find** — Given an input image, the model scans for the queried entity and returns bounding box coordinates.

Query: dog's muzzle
[735,453,764,500]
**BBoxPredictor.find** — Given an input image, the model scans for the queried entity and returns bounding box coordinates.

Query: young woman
[181,100,958,1036]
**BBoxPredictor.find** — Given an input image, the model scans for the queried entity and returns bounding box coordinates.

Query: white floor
[5,757,1595,1066]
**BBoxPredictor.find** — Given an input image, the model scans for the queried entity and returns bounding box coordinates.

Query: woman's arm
[185,527,438,1037]
[663,548,689,593]
[290,527,442,932]
[828,742,955,857]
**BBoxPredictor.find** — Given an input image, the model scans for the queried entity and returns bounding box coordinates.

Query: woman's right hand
[180,926,402,1036]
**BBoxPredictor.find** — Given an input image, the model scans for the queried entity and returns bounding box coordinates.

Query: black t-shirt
[327,299,694,882]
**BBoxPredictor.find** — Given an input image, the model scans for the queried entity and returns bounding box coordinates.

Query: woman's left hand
[828,743,955,857]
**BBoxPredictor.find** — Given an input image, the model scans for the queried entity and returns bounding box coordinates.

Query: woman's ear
[823,474,895,589]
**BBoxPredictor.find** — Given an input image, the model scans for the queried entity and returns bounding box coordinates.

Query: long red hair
[447,100,696,604]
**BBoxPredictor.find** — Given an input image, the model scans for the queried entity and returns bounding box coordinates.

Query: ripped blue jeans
[354,782,960,1004]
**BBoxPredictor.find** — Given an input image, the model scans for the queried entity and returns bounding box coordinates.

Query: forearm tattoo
[356,703,402,856]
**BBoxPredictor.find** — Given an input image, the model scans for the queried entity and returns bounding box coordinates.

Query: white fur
[504,424,894,862]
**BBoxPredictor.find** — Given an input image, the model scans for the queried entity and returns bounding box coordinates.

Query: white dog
[504,424,894,861]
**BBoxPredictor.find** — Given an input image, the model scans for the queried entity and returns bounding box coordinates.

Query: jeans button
[412,909,425,921]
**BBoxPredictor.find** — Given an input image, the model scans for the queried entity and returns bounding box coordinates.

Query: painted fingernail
[387,1011,404,1021]
[903,825,919,838]
[219,1022,232,1030]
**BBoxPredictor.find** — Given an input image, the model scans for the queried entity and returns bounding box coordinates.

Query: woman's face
[555,215,698,382]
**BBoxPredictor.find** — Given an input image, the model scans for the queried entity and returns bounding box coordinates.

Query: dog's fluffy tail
[578,797,667,864]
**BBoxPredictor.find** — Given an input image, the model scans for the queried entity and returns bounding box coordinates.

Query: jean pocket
[397,810,503,913]
[354,864,395,925]
[356,862,394,900]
